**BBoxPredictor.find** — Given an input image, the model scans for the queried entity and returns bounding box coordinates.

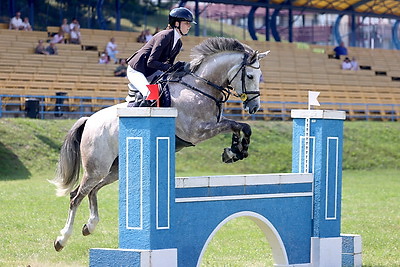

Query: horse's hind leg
[82,159,119,236]
[54,172,102,251]
[54,188,85,251]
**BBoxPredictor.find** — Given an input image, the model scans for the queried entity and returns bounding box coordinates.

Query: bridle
[227,53,261,104]
[166,52,261,121]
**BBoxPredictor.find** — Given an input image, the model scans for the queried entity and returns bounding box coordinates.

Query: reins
[176,76,227,122]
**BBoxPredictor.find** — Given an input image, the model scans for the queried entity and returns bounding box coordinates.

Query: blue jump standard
[89,108,362,267]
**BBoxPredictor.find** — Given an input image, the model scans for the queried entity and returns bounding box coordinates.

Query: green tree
[0,0,164,31]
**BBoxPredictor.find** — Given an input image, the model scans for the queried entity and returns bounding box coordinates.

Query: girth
[175,135,195,152]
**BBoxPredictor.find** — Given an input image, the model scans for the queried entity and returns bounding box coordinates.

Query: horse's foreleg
[222,122,252,163]
[238,123,251,158]
[189,118,252,163]
[83,159,119,236]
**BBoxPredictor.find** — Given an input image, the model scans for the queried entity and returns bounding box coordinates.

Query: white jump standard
[89,108,362,267]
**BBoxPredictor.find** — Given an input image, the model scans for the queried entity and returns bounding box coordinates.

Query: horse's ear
[257,50,270,60]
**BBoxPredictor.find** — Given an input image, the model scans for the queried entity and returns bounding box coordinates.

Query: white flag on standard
[308,91,320,107]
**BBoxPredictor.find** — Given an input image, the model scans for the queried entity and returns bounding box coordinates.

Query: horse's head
[227,50,270,114]
[189,37,270,115]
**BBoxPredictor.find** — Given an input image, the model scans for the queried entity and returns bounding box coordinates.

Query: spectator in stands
[51,30,64,44]
[106,37,119,64]
[35,40,49,55]
[126,7,195,107]
[61,18,70,43]
[114,59,127,77]
[69,18,80,32]
[137,30,146,43]
[46,42,58,55]
[9,11,24,30]
[351,57,360,71]
[333,41,348,59]
[153,27,160,35]
[22,17,32,31]
[341,57,352,70]
[98,52,109,64]
[61,18,70,34]
[70,25,81,44]
[144,29,153,42]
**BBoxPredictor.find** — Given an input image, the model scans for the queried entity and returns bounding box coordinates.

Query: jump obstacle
[89,108,362,267]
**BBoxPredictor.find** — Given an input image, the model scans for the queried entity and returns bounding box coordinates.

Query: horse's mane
[189,37,257,72]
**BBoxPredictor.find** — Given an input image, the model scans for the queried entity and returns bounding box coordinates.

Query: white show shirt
[173,28,182,50]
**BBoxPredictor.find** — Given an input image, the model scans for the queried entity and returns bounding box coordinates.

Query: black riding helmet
[169,7,196,30]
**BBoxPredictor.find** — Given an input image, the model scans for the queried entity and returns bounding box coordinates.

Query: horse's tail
[49,117,89,197]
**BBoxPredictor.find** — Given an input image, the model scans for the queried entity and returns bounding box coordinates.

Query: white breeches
[127,65,150,97]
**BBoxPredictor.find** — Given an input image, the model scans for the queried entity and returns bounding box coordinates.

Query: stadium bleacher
[0,27,399,120]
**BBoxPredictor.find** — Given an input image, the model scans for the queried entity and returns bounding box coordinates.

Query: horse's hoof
[54,240,64,252]
[82,224,91,236]
[222,148,235,163]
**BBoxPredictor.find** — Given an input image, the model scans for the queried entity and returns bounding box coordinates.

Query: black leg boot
[139,100,155,107]
[127,92,145,107]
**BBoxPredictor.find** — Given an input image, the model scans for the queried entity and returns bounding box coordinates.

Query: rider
[126,7,195,107]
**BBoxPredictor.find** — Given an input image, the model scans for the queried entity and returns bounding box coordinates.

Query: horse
[50,37,270,251]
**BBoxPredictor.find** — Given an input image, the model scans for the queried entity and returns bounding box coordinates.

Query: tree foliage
[0,0,165,31]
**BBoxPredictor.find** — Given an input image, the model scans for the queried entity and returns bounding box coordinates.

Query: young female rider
[126,7,195,107]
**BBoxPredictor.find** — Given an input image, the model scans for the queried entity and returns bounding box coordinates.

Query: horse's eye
[247,74,253,79]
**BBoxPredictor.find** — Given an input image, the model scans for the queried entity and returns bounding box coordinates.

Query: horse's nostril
[250,106,259,114]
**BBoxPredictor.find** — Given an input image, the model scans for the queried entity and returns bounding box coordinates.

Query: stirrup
[127,101,139,107]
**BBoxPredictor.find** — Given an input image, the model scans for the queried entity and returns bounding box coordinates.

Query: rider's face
[176,21,191,35]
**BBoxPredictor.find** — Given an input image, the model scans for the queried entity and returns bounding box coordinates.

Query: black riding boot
[139,100,155,107]
[128,93,155,107]
[127,92,150,107]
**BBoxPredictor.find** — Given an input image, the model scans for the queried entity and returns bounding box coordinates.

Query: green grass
[176,121,293,175]
[175,120,400,175]
[201,217,274,266]
[342,122,400,170]
[341,169,400,266]
[0,119,73,179]
[0,118,399,266]
[0,169,398,266]
[0,178,119,267]
[202,168,400,267]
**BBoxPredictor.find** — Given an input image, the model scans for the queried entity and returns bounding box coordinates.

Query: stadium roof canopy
[183,0,400,48]
[282,0,400,19]
[186,0,400,20]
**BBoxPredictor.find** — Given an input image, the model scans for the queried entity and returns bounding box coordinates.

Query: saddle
[127,61,187,108]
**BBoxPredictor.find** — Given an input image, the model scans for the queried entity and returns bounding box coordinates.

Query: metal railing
[1,94,399,121]
[0,94,122,119]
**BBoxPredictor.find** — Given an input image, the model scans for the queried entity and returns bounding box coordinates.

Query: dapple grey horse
[50,37,270,251]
